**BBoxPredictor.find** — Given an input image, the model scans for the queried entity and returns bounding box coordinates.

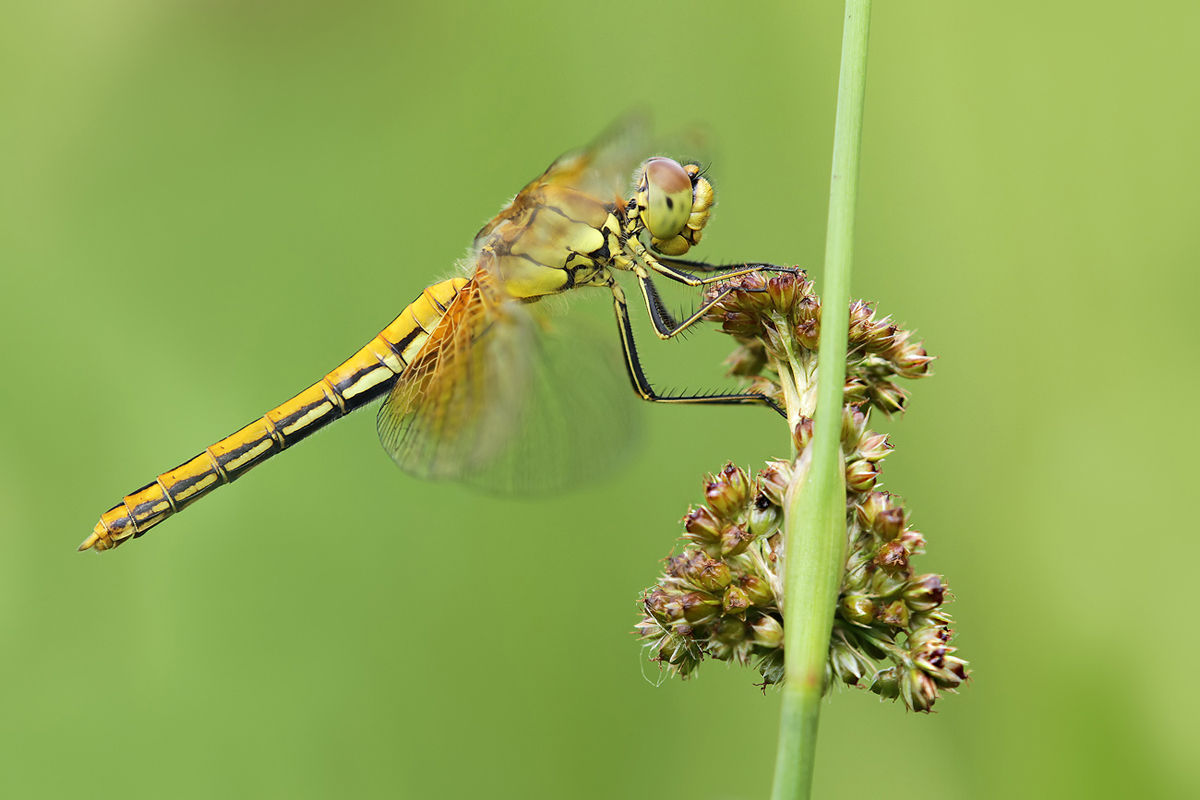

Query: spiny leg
[607,278,783,415]
[629,237,795,288]
[633,267,739,340]
[657,256,799,276]
[629,254,800,340]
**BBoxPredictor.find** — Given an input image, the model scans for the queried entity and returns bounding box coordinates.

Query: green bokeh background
[3,2,1197,798]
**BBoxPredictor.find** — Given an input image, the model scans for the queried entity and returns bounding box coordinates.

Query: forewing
[539,113,649,200]
[474,115,649,247]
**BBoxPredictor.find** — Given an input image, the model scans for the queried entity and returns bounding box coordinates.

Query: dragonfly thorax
[476,151,717,303]
[480,183,625,300]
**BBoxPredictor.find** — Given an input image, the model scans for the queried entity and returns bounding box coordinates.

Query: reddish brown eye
[643,157,694,240]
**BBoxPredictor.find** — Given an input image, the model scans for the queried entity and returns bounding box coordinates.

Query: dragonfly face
[81,121,789,552]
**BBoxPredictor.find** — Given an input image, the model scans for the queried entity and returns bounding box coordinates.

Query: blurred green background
[3,1,1197,797]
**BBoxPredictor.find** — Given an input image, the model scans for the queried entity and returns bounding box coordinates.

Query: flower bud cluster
[637,450,966,710]
[834,482,968,711]
[637,271,967,712]
[702,271,933,418]
[635,462,787,681]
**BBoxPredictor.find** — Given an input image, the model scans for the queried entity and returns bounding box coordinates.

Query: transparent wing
[377,269,639,494]
[540,112,649,200]
[376,275,499,481]
[475,115,650,246]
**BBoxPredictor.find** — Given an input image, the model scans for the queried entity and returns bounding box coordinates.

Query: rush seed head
[635,270,968,712]
[701,271,935,421]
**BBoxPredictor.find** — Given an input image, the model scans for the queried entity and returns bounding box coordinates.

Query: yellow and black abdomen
[81,278,468,551]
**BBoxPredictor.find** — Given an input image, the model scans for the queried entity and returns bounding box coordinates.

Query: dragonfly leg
[630,238,795,288]
[633,268,737,340]
[656,256,800,278]
[608,279,784,415]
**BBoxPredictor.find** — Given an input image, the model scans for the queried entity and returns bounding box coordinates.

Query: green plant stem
[771,2,872,799]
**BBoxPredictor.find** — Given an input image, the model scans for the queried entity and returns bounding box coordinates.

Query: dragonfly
[80,119,786,552]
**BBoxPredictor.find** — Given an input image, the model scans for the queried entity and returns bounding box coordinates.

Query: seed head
[636,270,966,712]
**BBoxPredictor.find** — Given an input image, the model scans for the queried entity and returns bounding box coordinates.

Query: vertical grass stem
[770,2,872,798]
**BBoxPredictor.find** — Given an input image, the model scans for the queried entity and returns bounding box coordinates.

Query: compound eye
[643,157,694,240]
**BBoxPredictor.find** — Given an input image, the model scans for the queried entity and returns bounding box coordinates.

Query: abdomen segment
[80,278,467,551]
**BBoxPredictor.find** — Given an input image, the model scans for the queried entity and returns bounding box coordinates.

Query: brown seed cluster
[635,462,787,682]
[636,270,966,712]
[702,270,933,420]
[832,411,968,711]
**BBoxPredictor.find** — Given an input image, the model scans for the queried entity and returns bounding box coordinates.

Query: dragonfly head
[633,157,715,257]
